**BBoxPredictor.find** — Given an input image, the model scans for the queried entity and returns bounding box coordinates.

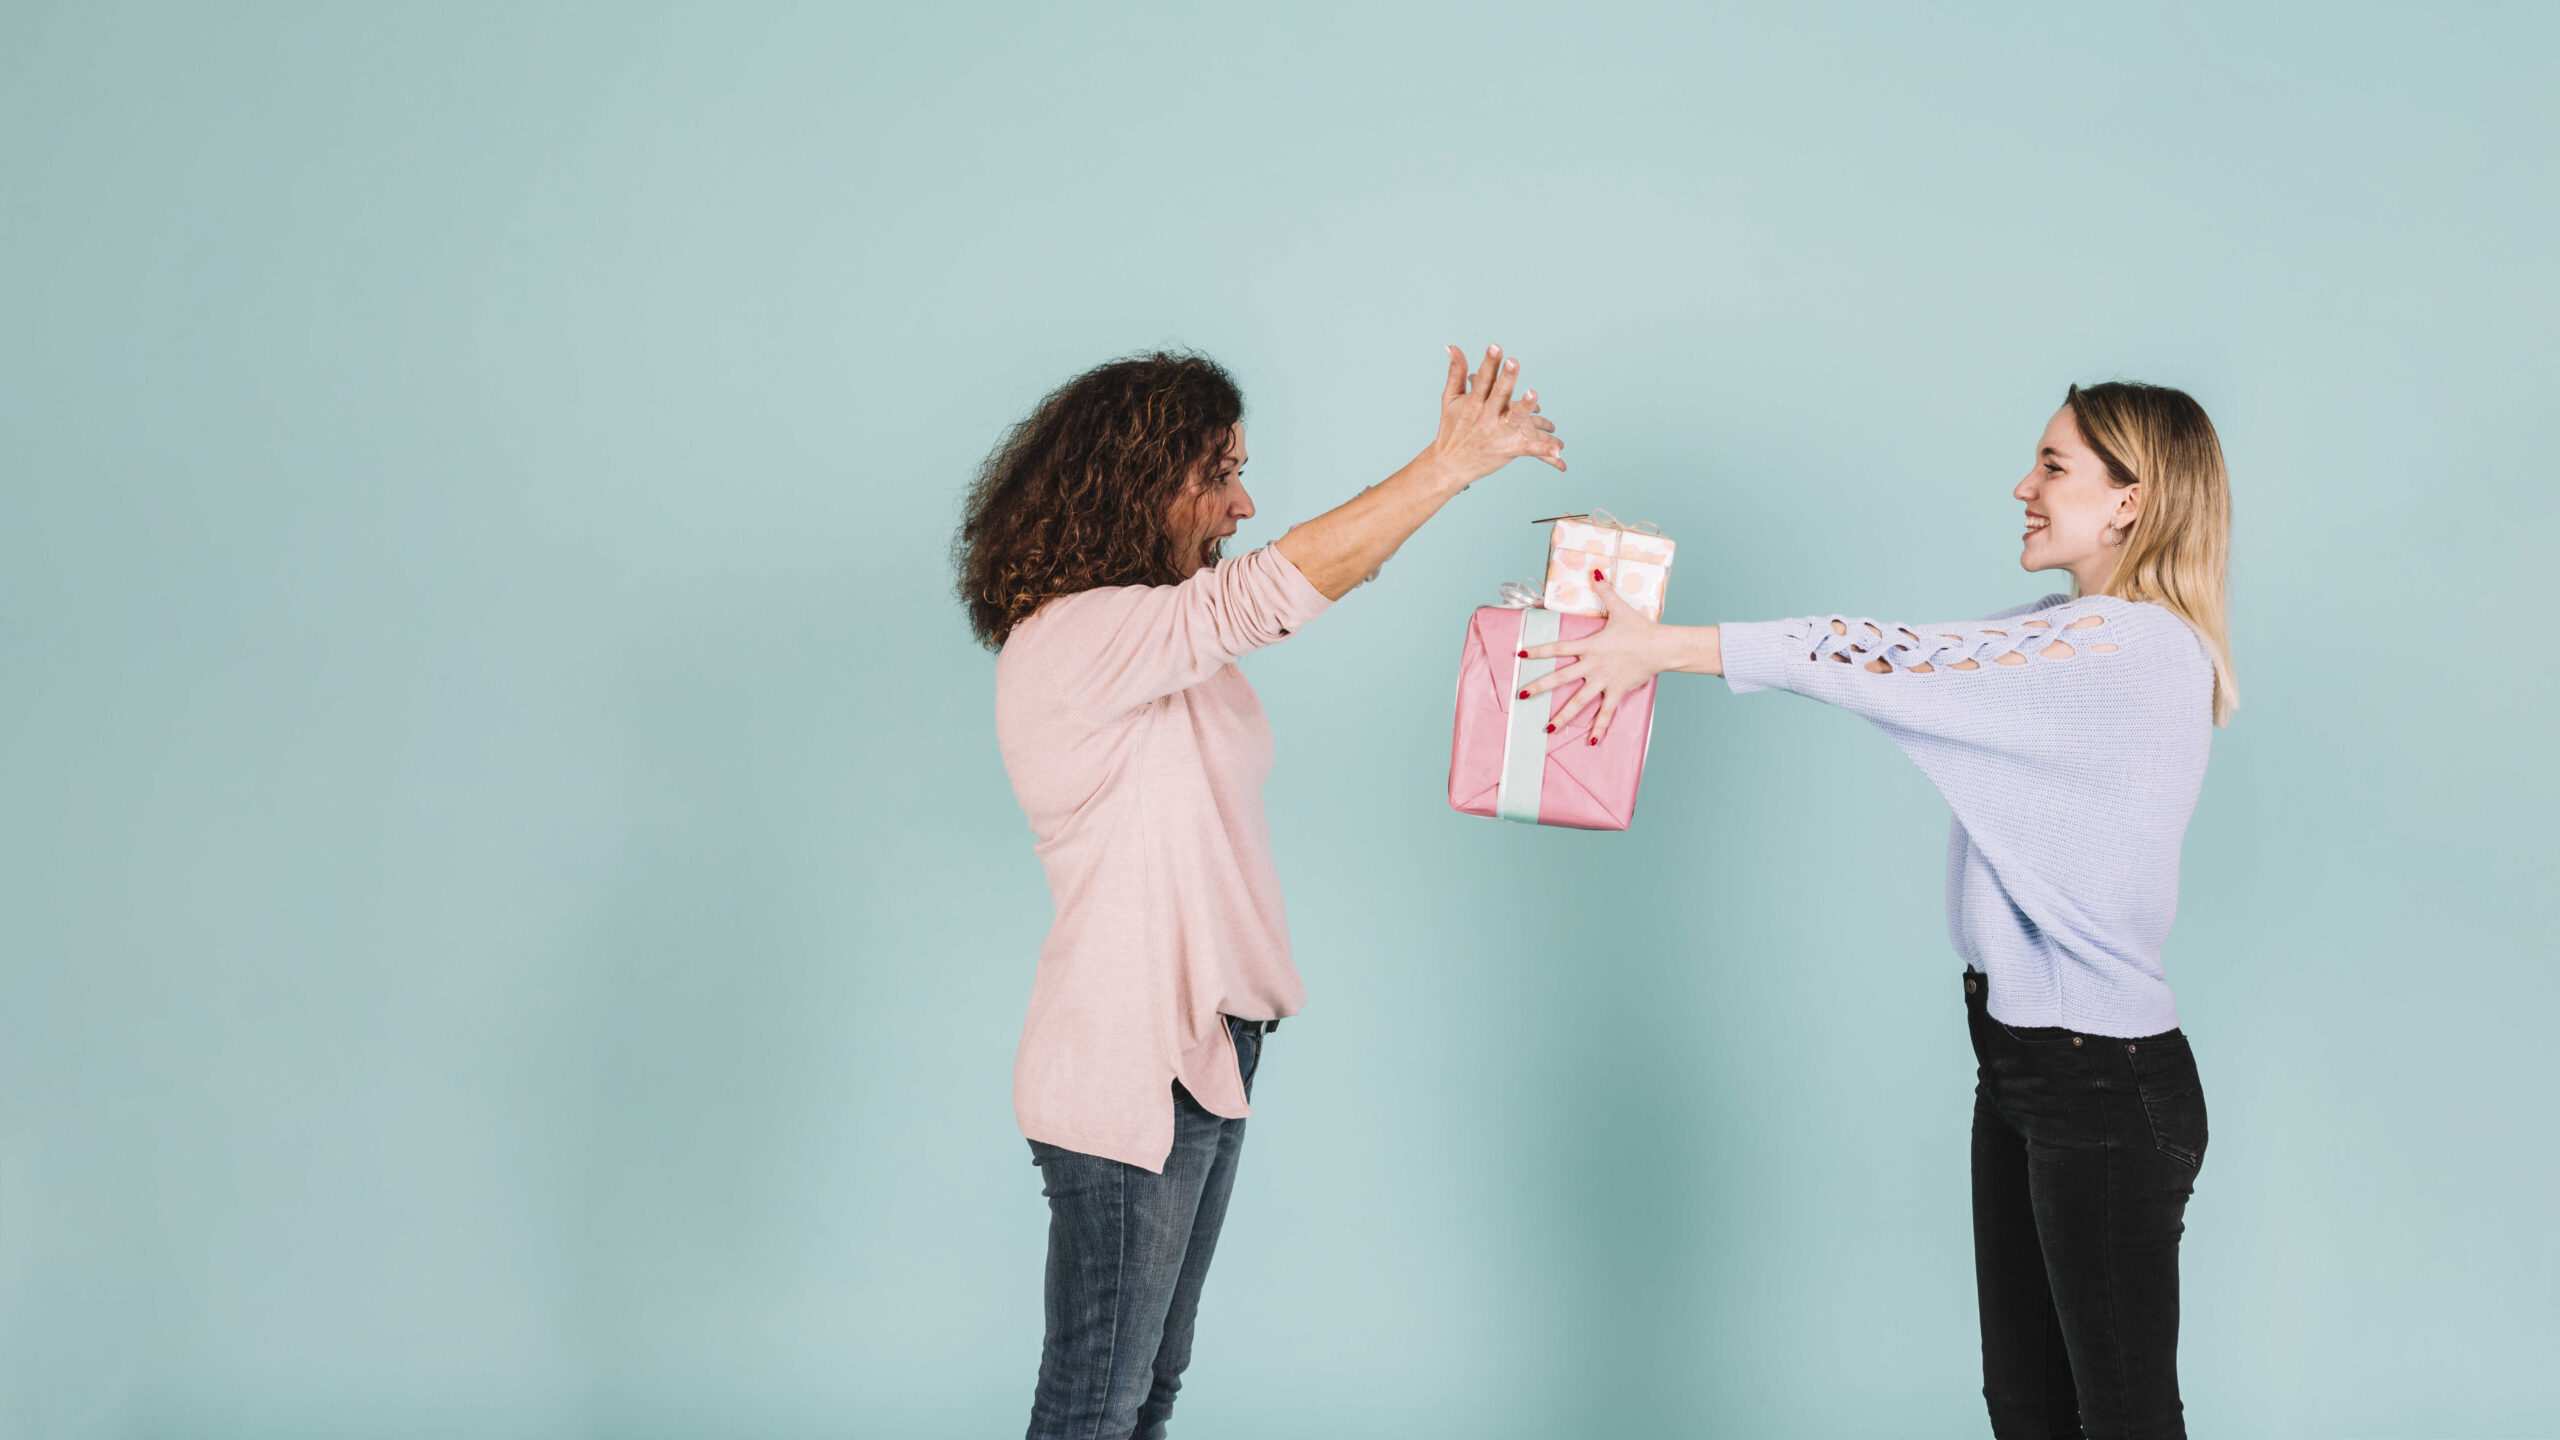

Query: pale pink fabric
[993,546,1334,1172]
[1447,606,1658,830]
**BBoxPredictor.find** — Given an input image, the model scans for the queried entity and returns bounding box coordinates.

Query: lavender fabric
[1720,594,2215,1038]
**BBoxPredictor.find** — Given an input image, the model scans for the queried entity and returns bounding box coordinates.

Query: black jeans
[1966,970,2207,1440]
[1024,1016,1265,1440]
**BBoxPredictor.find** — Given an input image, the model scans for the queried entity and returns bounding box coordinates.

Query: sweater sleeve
[1024,545,1335,721]
[1720,594,2177,763]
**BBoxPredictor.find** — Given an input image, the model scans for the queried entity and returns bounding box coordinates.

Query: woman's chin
[2020,544,2070,576]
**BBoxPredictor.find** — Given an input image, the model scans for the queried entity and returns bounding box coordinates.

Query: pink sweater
[993,545,1335,1172]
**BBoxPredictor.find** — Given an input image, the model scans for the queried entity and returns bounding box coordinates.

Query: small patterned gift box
[1537,512,1675,620]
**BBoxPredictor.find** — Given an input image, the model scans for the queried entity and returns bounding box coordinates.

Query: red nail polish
[1545,723,1555,733]
[1517,650,1527,658]
[1587,735,1598,746]
[1517,689,1529,699]
[1592,568,1604,582]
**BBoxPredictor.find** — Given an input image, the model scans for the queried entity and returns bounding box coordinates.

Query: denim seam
[2099,1049,2134,1424]
[1082,1164,1128,1440]
[2045,1279,2073,1433]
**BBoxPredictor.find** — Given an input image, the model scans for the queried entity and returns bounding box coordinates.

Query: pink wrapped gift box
[1447,604,1657,830]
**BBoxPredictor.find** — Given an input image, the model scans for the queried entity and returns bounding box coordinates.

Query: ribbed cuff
[1719,618,1811,695]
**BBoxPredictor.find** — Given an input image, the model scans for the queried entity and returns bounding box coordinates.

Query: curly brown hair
[954,351,1245,648]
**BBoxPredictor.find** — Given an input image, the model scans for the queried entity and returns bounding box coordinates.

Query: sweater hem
[1019,1115,1173,1175]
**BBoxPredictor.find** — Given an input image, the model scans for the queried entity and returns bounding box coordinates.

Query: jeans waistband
[1961,969,2185,1045]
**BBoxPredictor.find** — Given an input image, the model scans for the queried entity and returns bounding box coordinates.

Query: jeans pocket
[1994,1019,2077,1047]
[2127,1041,2208,1169]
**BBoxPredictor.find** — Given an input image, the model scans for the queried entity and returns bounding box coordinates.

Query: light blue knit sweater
[1720,593,2214,1038]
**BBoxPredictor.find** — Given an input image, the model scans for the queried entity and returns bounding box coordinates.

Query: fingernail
[1518,689,1529,699]
[1505,358,1517,370]
[1587,735,1598,746]
[1592,568,1604,582]
[1517,649,1528,658]
[1489,344,1501,355]
[1545,723,1555,733]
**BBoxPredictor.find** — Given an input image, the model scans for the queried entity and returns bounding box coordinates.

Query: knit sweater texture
[1720,593,2213,1038]
[994,546,1333,1171]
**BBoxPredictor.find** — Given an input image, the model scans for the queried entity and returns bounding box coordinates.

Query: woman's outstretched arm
[1019,347,1565,721]
[1525,581,2186,749]
[1515,577,1723,739]
[1275,345,1565,599]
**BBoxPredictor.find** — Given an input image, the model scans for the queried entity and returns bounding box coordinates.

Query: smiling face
[1164,421,1256,575]
[2015,405,2141,593]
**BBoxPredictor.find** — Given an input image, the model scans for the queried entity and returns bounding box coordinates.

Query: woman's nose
[2013,472,2037,501]
[1231,485,1256,521]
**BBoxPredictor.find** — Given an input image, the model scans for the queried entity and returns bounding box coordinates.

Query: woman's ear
[2114,483,2143,530]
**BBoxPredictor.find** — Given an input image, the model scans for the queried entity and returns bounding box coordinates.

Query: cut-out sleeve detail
[1717,595,2194,759]
[1800,609,2117,675]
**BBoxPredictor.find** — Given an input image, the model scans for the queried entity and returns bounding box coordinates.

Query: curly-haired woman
[957,346,1562,1440]
[1521,382,2233,1437]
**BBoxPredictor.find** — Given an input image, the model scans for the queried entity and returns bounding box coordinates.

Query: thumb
[1590,567,1629,617]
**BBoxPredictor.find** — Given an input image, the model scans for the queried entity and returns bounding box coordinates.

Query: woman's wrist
[1666,623,1723,676]
[1408,446,1475,498]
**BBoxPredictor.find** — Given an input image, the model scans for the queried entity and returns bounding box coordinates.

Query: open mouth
[2022,512,2049,538]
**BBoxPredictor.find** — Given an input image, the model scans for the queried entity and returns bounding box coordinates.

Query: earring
[2102,522,2130,547]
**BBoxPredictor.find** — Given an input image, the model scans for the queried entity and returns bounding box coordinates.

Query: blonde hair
[2066,381,2239,726]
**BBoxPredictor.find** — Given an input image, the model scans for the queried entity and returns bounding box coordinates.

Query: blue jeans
[1025,1016,1265,1440]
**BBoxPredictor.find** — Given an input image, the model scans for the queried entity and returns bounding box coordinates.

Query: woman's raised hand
[1270,345,1567,600]
[1522,573,1689,742]
[1429,344,1566,487]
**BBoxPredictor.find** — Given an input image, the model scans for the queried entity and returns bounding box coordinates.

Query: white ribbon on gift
[1483,575,1661,829]
[1495,590,1559,824]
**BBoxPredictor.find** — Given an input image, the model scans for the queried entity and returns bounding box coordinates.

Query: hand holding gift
[1522,568,1695,745]
[1446,518,1680,830]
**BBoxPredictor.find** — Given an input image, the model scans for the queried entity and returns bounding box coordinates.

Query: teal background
[5,3,2553,1437]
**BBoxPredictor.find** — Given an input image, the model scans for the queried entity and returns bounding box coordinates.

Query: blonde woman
[1529,383,2234,1437]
